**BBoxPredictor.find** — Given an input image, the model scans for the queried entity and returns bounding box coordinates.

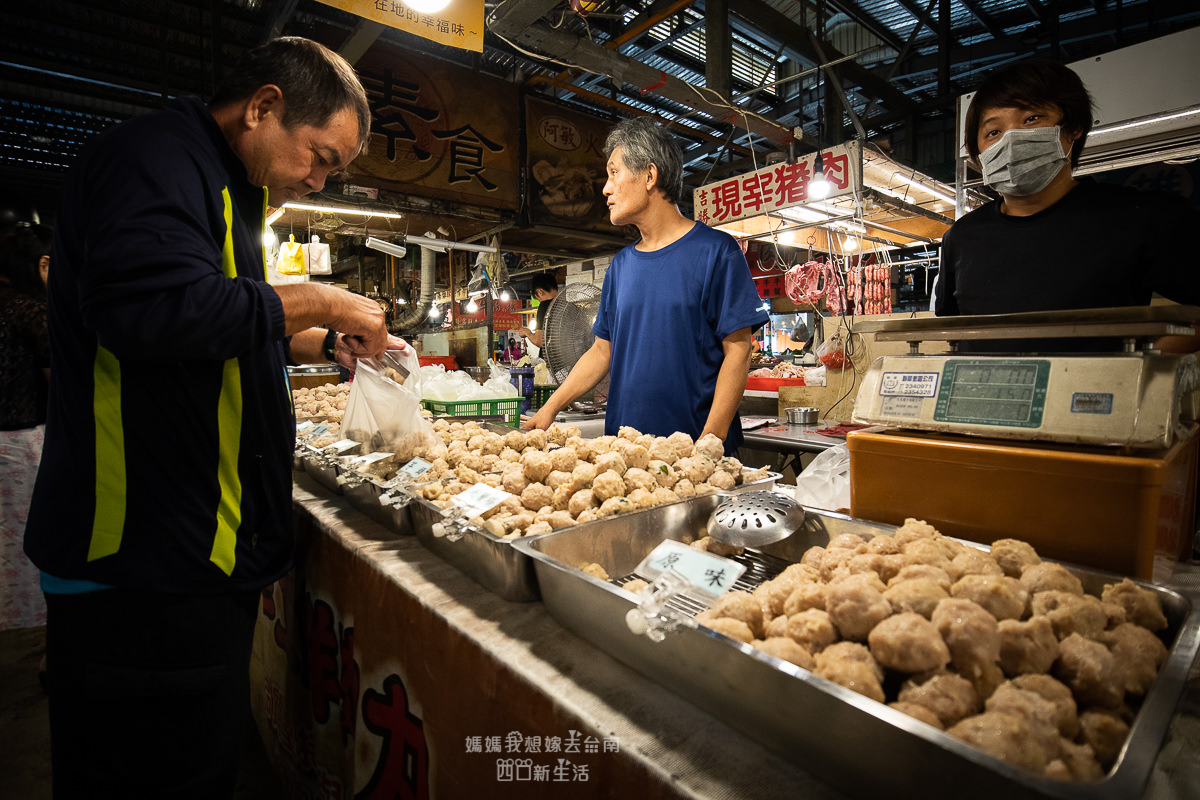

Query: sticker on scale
[634,540,746,602]
[880,395,925,417]
[449,483,513,518]
[1070,392,1114,415]
[879,371,940,397]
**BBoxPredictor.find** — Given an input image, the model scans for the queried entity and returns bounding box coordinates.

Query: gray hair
[604,117,684,204]
[209,37,372,156]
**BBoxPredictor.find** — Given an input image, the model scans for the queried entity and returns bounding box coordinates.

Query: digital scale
[853,306,1200,449]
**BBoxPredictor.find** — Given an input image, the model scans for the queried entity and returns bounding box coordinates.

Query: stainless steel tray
[302,452,344,495]
[512,497,1200,800]
[341,473,412,530]
[405,471,783,604]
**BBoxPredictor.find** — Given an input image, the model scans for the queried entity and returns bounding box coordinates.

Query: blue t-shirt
[593,222,767,454]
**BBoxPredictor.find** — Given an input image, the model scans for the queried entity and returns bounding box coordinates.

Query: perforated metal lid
[706,491,805,547]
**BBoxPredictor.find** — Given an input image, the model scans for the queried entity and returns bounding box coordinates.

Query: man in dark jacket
[25,37,392,799]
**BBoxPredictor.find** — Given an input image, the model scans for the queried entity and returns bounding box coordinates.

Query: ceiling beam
[731,0,916,114]
[490,0,794,143]
[956,0,1005,40]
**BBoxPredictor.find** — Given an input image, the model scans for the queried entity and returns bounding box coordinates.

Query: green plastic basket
[421,397,523,427]
[531,385,556,411]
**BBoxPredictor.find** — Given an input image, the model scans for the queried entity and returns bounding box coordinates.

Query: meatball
[888,701,944,730]
[524,429,548,450]
[888,564,952,592]
[552,482,574,511]
[753,637,815,670]
[1101,578,1168,632]
[951,548,1005,580]
[615,441,651,471]
[626,488,656,509]
[893,517,941,547]
[567,489,599,517]
[759,563,822,617]
[521,450,553,483]
[782,582,827,615]
[706,590,765,638]
[947,712,1048,773]
[674,478,696,498]
[666,431,695,458]
[651,487,680,506]
[1030,590,1109,640]
[647,438,680,464]
[623,578,649,594]
[897,672,980,727]
[697,616,754,644]
[827,533,869,551]
[1046,738,1104,782]
[868,612,951,673]
[594,451,628,477]
[1054,633,1123,708]
[598,496,635,516]
[647,460,678,488]
[676,455,716,484]
[579,562,609,580]
[1020,562,1084,596]
[814,642,886,703]
[544,469,573,490]
[694,432,725,460]
[500,467,529,496]
[1077,710,1129,770]
[1010,673,1079,738]
[570,462,597,491]
[706,470,737,490]
[549,446,577,473]
[785,609,838,653]
[623,467,658,494]
[884,578,948,619]
[985,683,1063,761]
[866,534,903,556]
[1099,622,1167,698]
[690,536,744,557]
[591,471,627,501]
[503,430,528,452]
[990,538,1042,578]
[616,425,641,441]
[825,573,893,641]
[998,616,1060,676]
[950,574,1028,621]
[537,510,575,529]
[520,482,554,511]
[933,598,1000,674]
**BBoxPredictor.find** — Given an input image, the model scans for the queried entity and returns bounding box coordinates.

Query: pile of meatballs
[690,518,1170,783]
[293,382,351,423]
[400,420,771,538]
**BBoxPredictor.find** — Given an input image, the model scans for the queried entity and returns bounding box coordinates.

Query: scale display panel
[933,359,1051,427]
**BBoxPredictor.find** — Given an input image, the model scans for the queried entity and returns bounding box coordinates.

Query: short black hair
[965,60,1094,167]
[210,37,372,156]
[530,273,558,295]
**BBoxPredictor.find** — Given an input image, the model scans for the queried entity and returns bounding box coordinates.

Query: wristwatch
[322,329,339,362]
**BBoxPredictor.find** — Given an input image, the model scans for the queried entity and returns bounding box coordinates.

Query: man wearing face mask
[932,60,1200,351]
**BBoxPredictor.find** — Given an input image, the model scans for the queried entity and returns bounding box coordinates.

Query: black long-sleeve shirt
[25,96,294,593]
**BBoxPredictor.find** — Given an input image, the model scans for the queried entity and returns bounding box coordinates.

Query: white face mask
[979,125,1069,196]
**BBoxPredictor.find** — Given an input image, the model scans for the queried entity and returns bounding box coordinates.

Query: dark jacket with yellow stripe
[25,96,294,593]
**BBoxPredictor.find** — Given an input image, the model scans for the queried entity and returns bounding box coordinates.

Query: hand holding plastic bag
[793,443,851,511]
[343,360,437,461]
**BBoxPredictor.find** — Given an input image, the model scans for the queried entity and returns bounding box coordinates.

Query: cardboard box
[847,426,1199,579]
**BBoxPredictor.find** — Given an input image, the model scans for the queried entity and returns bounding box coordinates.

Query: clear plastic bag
[816,333,849,370]
[302,235,331,275]
[793,443,851,511]
[343,360,437,460]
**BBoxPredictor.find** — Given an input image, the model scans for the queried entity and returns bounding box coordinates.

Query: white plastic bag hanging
[303,234,331,275]
[793,443,851,511]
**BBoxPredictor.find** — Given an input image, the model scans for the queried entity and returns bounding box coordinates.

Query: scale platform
[853,306,1200,448]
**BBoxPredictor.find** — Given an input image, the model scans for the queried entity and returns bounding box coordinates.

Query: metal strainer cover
[706,491,805,547]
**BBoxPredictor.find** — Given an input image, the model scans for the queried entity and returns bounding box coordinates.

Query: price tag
[634,540,745,602]
[323,439,361,455]
[398,457,433,479]
[449,483,512,518]
[296,421,315,434]
[309,423,331,437]
[353,452,394,465]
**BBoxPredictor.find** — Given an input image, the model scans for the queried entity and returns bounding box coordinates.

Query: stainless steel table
[741,418,845,454]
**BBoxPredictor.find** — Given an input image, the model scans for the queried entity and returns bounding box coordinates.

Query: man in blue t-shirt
[525,117,767,454]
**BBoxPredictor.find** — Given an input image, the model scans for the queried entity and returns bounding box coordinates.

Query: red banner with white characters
[692,142,859,227]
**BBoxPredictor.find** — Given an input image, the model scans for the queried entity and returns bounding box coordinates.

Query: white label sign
[880,395,925,418]
[450,483,512,518]
[635,540,745,601]
[398,458,434,479]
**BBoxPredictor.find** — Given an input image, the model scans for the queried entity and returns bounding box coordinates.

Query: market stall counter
[251,472,848,799]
